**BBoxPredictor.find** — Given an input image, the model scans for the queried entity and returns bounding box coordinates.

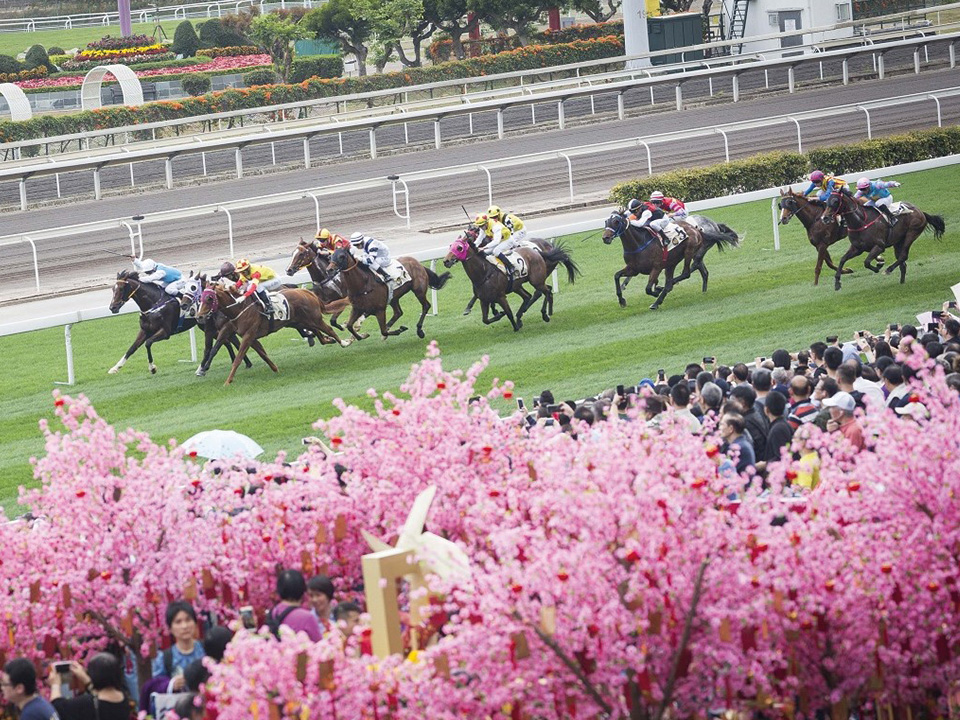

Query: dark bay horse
[197,284,350,385]
[821,192,946,291]
[329,247,451,340]
[285,240,348,330]
[108,271,196,375]
[442,233,579,331]
[778,190,851,285]
[602,213,740,310]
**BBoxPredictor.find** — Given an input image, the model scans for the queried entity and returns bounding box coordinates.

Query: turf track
[0,165,957,505]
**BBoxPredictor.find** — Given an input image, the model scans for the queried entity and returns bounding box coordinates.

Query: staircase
[727,0,750,53]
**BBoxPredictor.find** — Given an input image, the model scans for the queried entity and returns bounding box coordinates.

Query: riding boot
[658,232,670,250]
[497,253,515,280]
[257,290,273,318]
[880,205,898,226]
[377,267,391,284]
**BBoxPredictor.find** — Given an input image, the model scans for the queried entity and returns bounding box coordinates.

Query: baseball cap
[821,391,855,413]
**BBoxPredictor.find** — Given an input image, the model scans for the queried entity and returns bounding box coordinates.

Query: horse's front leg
[834,244,864,291]
[614,268,630,308]
[200,324,234,375]
[109,327,148,374]
[864,244,886,273]
[498,297,521,331]
[646,266,664,297]
[463,294,479,316]
[650,265,677,311]
[248,339,278,372]
[143,327,171,374]
[345,308,370,341]
[514,285,536,320]
[225,335,253,385]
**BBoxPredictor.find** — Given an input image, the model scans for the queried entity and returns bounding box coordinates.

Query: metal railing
[3,34,958,212]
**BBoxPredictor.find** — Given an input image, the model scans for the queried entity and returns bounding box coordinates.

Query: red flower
[54,398,65,407]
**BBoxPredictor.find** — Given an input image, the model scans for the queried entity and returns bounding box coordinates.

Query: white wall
[720,0,854,55]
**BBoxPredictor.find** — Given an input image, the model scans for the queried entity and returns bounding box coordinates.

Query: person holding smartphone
[49,654,135,720]
[151,601,205,692]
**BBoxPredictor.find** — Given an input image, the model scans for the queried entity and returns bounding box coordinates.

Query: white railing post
[430,259,438,315]
[54,325,76,386]
[93,168,102,200]
[165,158,174,189]
[788,66,795,93]
[558,152,574,202]
[558,100,565,129]
[842,58,849,84]
[497,110,504,139]
[25,237,40,291]
[18,177,27,211]
[434,119,442,149]
[732,75,740,102]
[859,106,872,138]
[216,207,235,257]
[790,117,803,153]
[637,140,653,175]
[304,191,321,232]
[235,147,243,177]
[303,137,311,168]
[478,165,493,207]
[617,91,625,121]
[675,84,683,111]
[369,127,377,158]
[388,175,411,229]
[716,129,730,162]
[931,94,942,127]
[771,197,781,251]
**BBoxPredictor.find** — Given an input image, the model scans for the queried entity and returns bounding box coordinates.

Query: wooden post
[548,7,561,31]
[361,548,431,658]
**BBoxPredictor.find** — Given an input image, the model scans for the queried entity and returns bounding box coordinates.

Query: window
[768,11,780,26]
[836,3,851,21]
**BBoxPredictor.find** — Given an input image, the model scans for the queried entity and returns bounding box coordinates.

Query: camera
[889,323,899,332]
[932,310,943,320]
[856,331,864,338]
[949,301,958,309]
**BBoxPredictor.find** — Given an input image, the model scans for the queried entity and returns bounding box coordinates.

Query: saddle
[384,259,411,290]
[889,201,913,216]
[485,252,529,279]
[662,222,688,249]
[265,292,291,322]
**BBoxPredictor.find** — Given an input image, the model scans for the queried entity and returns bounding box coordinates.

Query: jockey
[235,258,282,317]
[802,170,853,202]
[487,205,527,243]
[625,198,671,249]
[132,257,182,295]
[316,227,349,253]
[474,213,517,278]
[855,177,901,226]
[349,232,392,283]
[648,191,687,220]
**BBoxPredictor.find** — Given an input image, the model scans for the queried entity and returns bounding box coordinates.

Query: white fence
[2,153,957,385]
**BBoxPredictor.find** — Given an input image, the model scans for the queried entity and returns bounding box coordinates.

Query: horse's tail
[702,227,741,252]
[541,242,582,284]
[716,222,737,237]
[923,213,946,240]
[320,296,351,316]
[426,266,452,289]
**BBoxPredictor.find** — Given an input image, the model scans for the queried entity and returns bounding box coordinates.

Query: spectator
[874,340,894,361]
[271,569,323,642]
[152,601,204,692]
[901,324,918,340]
[771,367,791,396]
[182,660,209,693]
[684,363,703,380]
[946,372,960,394]
[573,405,596,426]
[926,340,944,359]
[699,382,723,427]
[50,653,134,720]
[172,693,203,720]
[719,413,756,476]
[812,376,839,431]
[669,382,701,433]
[771,349,792,370]
[202,626,233,664]
[791,425,821,490]
[836,364,866,410]
[809,341,828,377]
[823,391,865,451]
[752,369,772,408]
[334,602,363,641]
[787,375,817,428]
[759,390,793,472]
[730,385,768,461]
[943,318,960,345]
[847,359,884,406]
[307,575,336,630]
[2,658,58,720]
[882,365,908,409]
[822,346,844,379]
[643,395,667,429]
[796,349,811,375]
[730,363,749,386]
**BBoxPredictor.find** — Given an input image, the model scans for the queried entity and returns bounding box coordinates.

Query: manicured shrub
[0,54,22,74]
[24,45,53,72]
[242,68,278,86]
[180,72,212,96]
[196,45,262,58]
[47,46,65,55]
[288,54,343,83]
[172,20,201,58]
[198,18,248,49]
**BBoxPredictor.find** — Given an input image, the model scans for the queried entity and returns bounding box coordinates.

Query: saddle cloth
[384,259,411,291]
[486,251,529,279]
[663,222,688,249]
[889,202,913,216]
[267,292,291,322]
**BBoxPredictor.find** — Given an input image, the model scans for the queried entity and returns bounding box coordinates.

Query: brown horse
[601,212,740,310]
[197,283,350,385]
[443,231,579,331]
[328,247,451,340]
[777,190,852,286]
[285,239,348,330]
[821,191,946,291]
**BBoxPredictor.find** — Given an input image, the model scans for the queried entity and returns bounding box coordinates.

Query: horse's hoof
[542,314,551,323]
[842,268,854,275]
[398,326,408,333]
[462,309,472,316]
[340,339,352,347]
[195,368,206,377]
[359,333,369,340]
[618,298,627,308]
[108,367,119,375]
[417,328,425,339]
[149,365,157,374]
[307,337,316,347]
[649,303,659,311]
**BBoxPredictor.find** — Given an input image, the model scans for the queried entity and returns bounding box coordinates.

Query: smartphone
[856,330,864,338]
[826,335,838,344]
[950,301,958,309]
[516,398,525,411]
[932,310,943,319]
[889,323,899,332]
[928,322,940,333]
[703,356,715,364]
[532,397,540,408]
[616,384,625,396]
[240,606,255,629]
[53,661,71,676]
[657,369,665,381]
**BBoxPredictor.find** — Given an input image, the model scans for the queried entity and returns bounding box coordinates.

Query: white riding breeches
[489,238,519,255]
[868,195,893,209]
[509,229,528,243]
[649,218,670,232]
[259,278,283,291]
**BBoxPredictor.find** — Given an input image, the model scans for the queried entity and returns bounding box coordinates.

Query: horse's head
[179,275,204,316]
[602,212,627,244]
[287,240,318,276]
[444,236,473,267]
[778,191,799,225]
[195,286,219,319]
[329,246,354,273]
[109,270,138,314]
[820,191,846,224]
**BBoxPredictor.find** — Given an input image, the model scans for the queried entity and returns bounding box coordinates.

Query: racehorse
[443,232,579,331]
[328,247,451,341]
[197,284,350,385]
[285,240,348,330]
[455,225,580,317]
[777,190,850,286]
[602,213,740,310]
[821,191,946,291]
[107,271,197,375]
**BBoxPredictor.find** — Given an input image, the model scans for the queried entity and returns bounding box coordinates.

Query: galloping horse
[821,191,946,291]
[455,225,580,317]
[197,284,350,385]
[285,240,348,330]
[328,247,451,341]
[777,190,851,285]
[107,271,196,375]
[443,232,579,331]
[602,213,740,310]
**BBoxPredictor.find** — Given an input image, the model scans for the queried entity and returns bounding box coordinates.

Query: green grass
[1,165,957,506]
[0,21,183,58]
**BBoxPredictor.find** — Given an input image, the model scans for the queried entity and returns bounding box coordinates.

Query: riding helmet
[140,259,157,273]
[809,170,825,183]
[487,205,502,219]
[219,261,236,277]
[856,177,871,190]
[649,191,665,203]
[350,232,365,245]
[474,214,489,227]
[627,199,643,214]
[316,228,331,240]
[235,258,251,273]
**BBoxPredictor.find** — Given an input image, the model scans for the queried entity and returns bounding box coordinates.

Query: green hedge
[242,68,278,86]
[0,37,625,143]
[609,127,960,205]
[180,73,211,96]
[288,55,343,83]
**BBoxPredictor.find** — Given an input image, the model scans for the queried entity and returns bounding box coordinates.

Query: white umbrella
[181,429,264,460]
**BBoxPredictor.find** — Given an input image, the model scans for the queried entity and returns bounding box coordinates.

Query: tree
[303,0,373,76]
[422,0,477,60]
[172,20,201,58]
[470,0,552,46]
[571,0,623,22]
[248,13,307,83]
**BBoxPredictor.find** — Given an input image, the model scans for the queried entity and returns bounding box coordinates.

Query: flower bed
[15,54,271,91]
[86,33,154,51]
[61,52,177,72]
[0,66,46,83]
[196,45,262,58]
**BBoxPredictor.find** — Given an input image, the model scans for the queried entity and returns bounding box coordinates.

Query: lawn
[1,165,957,506]
[0,20,183,58]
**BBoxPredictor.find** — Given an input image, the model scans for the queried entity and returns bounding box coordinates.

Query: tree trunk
[449,31,466,60]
